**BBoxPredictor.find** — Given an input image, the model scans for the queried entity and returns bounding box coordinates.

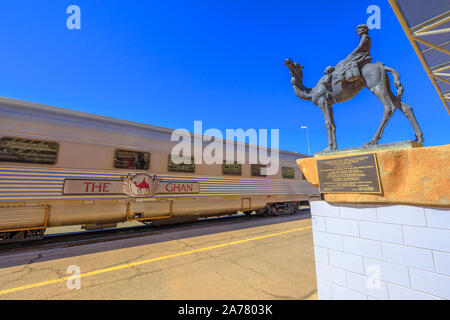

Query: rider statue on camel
[285,24,423,152]
[315,24,372,105]
[335,24,372,83]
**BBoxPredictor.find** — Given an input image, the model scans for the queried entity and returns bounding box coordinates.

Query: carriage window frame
[282,167,295,179]
[0,136,60,165]
[251,164,267,177]
[168,155,195,173]
[222,162,242,176]
[113,149,150,170]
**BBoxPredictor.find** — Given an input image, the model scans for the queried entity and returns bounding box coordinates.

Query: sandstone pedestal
[297,145,450,300]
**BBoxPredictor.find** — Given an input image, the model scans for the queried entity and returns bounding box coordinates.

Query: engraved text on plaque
[317,154,381,193]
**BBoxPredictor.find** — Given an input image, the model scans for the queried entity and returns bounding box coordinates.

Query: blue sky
[0,0,448,154]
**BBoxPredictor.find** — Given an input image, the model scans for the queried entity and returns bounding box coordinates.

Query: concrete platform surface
[0,214,317,300]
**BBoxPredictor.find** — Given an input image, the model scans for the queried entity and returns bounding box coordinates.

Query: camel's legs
[396,101,424,143]
[365,84,396,145]
[329,106,337,148]
[318,97,337,151]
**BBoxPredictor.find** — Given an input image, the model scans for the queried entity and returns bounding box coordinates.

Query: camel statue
[285,25,423,152]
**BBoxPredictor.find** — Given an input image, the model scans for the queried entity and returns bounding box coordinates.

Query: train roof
[0,96,310,159]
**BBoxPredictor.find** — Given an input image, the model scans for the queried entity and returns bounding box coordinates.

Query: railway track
[0,209,311,259]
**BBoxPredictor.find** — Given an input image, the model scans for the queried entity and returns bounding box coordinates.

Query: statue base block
[297,144,449,207]
[308,201,450,300]
[298,144,450,300]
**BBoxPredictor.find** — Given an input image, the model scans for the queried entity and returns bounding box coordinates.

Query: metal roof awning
[389,0,450,113]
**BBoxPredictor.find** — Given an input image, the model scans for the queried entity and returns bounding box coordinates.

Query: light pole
[301,126,310,156]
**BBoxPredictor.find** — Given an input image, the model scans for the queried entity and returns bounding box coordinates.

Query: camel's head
[284,58,304,83]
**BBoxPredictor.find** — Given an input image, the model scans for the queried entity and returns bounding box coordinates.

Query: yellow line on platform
[0,225,311,296]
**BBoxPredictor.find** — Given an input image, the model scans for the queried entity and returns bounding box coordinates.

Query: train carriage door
[241,198,251,211]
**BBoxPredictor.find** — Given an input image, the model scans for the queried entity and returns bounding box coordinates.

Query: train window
[222,162,242,176]
[282,167,295,179]
[251,164,267,177]
[0,137,59,164]
[168,155,195,172]
[114,150,150,170]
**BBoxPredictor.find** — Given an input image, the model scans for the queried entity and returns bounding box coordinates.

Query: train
[0,97,320,243]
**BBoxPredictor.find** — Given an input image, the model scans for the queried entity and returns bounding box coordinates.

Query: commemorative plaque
[317,153,381,194]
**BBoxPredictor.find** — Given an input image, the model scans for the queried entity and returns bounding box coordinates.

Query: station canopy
[389,0,450,113]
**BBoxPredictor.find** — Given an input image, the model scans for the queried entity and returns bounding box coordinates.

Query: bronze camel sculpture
[285,25,423,152]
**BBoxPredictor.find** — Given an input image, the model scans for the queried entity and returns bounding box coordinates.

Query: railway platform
[0,211,317,299]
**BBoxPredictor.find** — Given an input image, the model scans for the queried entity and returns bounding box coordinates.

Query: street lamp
[301,126,310,156]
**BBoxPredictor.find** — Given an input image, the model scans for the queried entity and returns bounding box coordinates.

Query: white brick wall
[409,269,450,299]
[343,236,383,259]
[347,271,389,299]
[434,251,450,277]
[377,205,427,227]
[403,226,450,252]
[315,262,347,287]
[325,217,359,237]
[340,205,377,222]
[313,246,329,264]
[425,208,450,229]
[387,283,440,300]
[313,230,343,251]
[311,201,450,300]
[329,250,363,274]
[331,283,367,300]
[358,220,404,244]
[310,201,340,217]
[316,278,332,299]
[311,216,326,232]
[363,257,410,287]
[382,243,435,272]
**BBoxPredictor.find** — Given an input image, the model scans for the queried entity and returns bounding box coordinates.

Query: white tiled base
[310,201,450,300]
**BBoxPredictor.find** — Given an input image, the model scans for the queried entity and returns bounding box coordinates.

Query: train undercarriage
[253,200,309,217]
[0,201,310,243]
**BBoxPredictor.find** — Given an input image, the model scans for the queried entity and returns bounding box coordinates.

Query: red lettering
[92,183,102,192]
[103,182,110,193]
[163,182,195,193]
[84,182,92,192]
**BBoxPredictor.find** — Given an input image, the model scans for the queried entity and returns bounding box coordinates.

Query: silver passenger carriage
[0,97,319,242]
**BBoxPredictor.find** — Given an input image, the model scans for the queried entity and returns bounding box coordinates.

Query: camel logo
[122,174,160,197]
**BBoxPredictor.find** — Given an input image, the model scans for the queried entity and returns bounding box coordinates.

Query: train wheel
[0,229,46,243]
[287,202,297,215]
[24,229,45,241]
[258,207,269,217]
[270,206,279,216]
[0,231,25,243]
